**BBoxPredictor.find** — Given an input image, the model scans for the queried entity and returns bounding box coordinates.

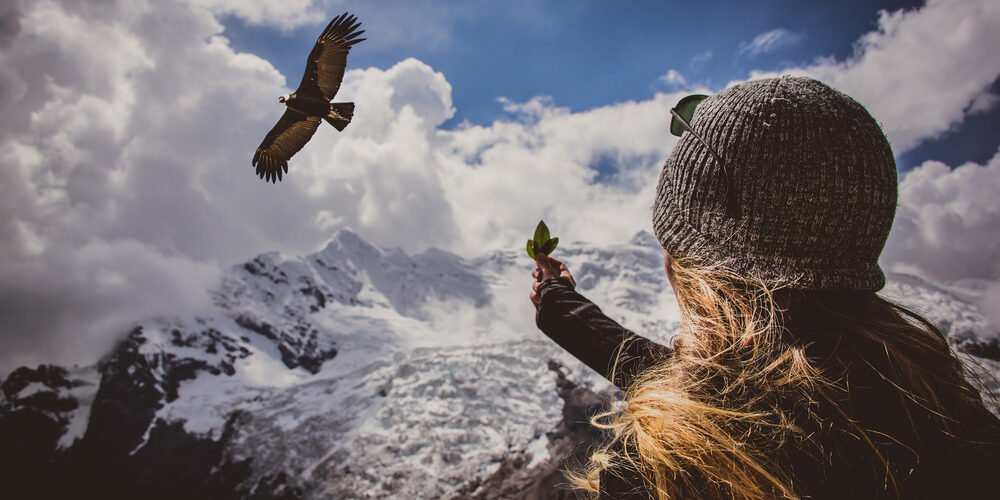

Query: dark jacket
[534,278,1000,499]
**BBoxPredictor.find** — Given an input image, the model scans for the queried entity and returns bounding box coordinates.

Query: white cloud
[738,28,802,56]
[659,69,687,87]
[883,148,1000,283]
[750,0,1000,153]
[0,0,290,372]
[0,0,698,373]
[969,91,999,115]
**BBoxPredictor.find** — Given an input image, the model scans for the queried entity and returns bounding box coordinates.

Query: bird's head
[278,93,291,103]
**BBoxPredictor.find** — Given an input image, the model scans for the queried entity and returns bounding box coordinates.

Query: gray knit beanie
[652,76,898,291]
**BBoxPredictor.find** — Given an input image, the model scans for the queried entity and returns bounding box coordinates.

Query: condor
[252,13,366,183]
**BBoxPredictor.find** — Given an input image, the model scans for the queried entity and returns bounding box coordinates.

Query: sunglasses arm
[669,108,740,217]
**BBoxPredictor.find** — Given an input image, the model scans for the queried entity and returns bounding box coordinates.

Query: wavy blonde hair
[570,253,997,499]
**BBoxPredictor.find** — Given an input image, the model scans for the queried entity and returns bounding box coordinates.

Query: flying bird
[252,13,366,183]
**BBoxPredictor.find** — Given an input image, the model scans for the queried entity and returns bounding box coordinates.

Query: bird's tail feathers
[326,102,354,131]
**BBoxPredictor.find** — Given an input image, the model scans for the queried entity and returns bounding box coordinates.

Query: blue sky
[221,0,998,170]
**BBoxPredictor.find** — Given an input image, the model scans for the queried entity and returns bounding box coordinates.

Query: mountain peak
[319,227,379,258]
[331,226,359,238]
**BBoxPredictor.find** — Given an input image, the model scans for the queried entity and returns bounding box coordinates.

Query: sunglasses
[669,95,739,217]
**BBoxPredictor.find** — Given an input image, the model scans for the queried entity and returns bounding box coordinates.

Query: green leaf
[539,239,552,256]
[533,220,550,245]
[670,94,709,137]
[527,221,559,259]
[544,237,559,255]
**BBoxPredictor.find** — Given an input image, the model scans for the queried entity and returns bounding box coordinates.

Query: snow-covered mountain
[1,230,997,499]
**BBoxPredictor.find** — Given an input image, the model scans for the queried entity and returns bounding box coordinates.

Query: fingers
[535,253,559,281]
[530,250,577,307]
[533,252,576,289]
[547,257,575,288]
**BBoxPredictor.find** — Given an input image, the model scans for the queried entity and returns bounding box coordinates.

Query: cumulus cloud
[883,148,1000,282]
[750,0,1000,153]
[0,0,280,372]
[437,92,688,255]
[738,28,802,56]
[0,0,696,373]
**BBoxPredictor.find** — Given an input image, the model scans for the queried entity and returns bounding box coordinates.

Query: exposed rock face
[0,364,87,499]
[1,230,997,499]
[956,337,1000,361]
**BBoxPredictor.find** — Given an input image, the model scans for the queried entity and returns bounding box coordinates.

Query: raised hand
[530,253,575,306]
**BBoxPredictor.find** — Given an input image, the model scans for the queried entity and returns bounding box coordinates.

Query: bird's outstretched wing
[297,13,366,101]
[252,109,321,183]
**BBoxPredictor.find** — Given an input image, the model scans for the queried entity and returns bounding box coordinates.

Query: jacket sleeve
[535,277,672,391]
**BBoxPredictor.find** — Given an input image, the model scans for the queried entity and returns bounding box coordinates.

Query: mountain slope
[1,230,996,499]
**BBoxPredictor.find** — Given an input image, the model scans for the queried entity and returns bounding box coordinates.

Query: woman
[530,76,1000,499]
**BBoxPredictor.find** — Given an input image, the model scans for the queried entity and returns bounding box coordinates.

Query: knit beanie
[652,76,898,291]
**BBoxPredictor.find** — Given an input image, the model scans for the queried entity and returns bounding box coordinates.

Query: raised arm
[531,255,672,391]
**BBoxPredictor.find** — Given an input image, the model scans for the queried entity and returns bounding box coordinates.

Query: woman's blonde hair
[570,253,997,499]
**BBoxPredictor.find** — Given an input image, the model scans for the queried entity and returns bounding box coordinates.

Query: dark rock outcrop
[0,364,85,500]
[956,337,1000,361]
[0,327,301,499]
